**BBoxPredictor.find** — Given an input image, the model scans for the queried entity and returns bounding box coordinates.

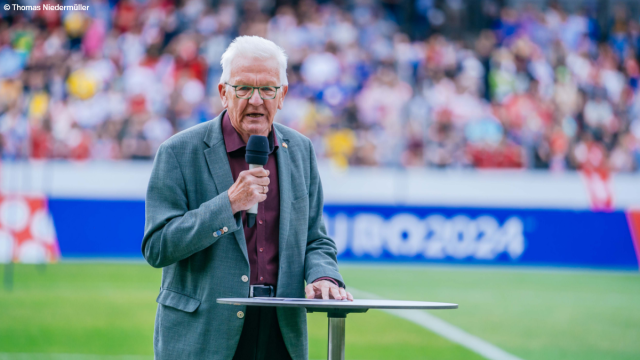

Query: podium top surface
[217,298,458,310]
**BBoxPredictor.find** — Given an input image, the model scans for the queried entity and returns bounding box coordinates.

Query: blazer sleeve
[141,143,242,268]
[303,139,345,286]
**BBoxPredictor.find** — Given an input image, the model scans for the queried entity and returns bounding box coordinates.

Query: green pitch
[0,263,639,360]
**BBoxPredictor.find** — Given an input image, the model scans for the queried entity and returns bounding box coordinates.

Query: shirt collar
[221,111,279,154]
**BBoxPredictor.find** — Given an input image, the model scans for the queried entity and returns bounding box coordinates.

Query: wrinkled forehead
[229,56,280,85]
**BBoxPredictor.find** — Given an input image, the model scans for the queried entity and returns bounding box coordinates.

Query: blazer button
[212,232,218,237]
[237,311,244,319]
[223,227,228,232]
[241,275,248,282]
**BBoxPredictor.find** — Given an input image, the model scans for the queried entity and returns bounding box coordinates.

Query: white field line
[349,288,524,360]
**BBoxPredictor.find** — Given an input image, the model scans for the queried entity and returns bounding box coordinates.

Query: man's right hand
[228,167,270,214]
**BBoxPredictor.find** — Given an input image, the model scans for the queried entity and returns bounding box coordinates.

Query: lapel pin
[282,142,288,148]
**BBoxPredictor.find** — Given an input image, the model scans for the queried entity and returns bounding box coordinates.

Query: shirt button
[259,277,264,281]
[237,311,244,319]
[241,275,248,282]
[223,227,228,232]
[259,220,263,225]
[259,248,263,252]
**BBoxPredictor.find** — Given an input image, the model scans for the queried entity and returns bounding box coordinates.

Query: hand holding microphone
[227,135,270,227]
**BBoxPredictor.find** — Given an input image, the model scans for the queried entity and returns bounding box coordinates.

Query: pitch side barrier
[1,162,638,269]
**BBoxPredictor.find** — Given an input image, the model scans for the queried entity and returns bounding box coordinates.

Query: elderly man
[142,35,352,360]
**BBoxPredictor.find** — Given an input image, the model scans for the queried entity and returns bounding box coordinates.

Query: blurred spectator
[0,0,638,173]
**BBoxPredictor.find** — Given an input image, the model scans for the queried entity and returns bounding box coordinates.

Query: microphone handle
[247,164,263,215]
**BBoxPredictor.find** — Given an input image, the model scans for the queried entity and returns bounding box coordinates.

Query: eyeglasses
[225,83,282,100]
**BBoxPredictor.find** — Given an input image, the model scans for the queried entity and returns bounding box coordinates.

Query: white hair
[219,36,288,86]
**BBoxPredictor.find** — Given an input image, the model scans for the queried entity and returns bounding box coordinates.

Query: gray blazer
[142,110,343,360]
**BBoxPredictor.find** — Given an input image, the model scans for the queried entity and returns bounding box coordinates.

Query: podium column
[328,315,346,360]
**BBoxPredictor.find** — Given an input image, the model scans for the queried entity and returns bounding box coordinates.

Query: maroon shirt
[222,113,281,286]
[221,113,339,289]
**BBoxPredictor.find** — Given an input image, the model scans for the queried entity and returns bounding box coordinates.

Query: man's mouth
[246,112,265,118]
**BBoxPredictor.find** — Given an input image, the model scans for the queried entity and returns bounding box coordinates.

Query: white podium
[217,297,458,360]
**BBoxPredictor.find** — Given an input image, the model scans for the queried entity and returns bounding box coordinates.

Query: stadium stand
[0,0,639,172]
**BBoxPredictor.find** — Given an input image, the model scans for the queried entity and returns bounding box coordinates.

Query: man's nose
[248,88,264,106]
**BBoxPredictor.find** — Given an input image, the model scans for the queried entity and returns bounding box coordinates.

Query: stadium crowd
[1,0,640,172]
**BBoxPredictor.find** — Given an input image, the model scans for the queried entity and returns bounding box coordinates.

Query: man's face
[218,56,288,142]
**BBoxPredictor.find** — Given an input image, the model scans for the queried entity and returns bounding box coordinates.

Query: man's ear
[218,83,229,108]
[277,85,288,110]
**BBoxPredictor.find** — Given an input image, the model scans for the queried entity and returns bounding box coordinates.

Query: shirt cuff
[312,277,342,288]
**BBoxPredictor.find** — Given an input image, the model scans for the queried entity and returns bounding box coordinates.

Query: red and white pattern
[581,169,614,211]
[0,194,59,264]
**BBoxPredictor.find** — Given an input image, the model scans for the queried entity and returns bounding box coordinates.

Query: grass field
[0,263,639,360]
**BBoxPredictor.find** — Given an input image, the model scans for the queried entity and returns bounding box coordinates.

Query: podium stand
[217,297,458,360]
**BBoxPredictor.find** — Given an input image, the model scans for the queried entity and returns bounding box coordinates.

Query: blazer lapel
[275,125,291,268]
[203,110,249,263]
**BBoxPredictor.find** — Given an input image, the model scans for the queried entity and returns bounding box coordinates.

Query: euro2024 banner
[323,205,640,269]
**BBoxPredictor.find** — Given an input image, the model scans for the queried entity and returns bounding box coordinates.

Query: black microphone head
[245,135,269,165]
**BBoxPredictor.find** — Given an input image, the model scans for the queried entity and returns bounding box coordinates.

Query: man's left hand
[305,280,354,301]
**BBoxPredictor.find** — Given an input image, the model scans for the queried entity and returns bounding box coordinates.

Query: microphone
[245,135,270,227]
